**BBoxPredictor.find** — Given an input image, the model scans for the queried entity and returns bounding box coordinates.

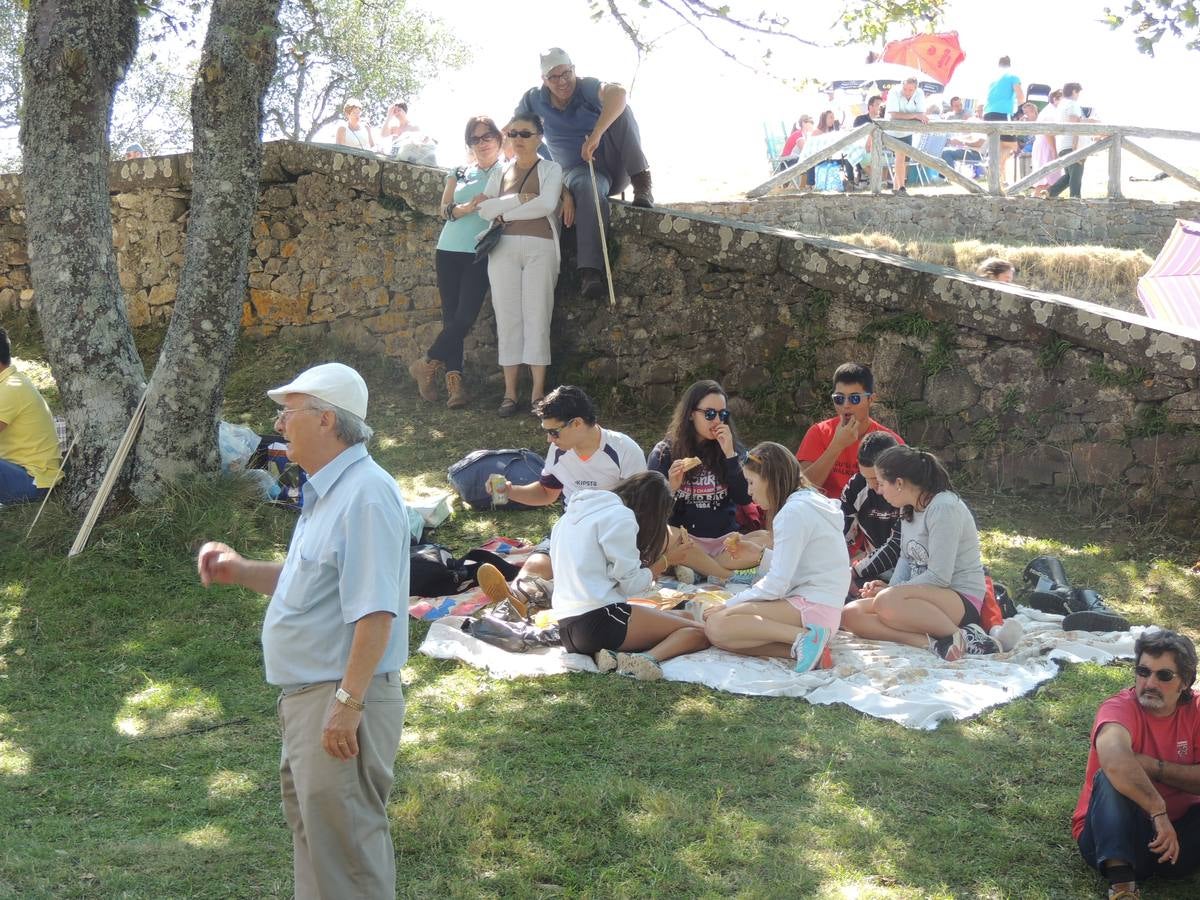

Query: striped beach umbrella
[1137,219,1200,331]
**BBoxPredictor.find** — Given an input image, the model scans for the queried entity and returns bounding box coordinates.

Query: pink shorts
[690,534,728,557]
[784,596,843,632]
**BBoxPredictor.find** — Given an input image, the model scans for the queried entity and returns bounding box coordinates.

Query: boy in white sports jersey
[481,385,647,608]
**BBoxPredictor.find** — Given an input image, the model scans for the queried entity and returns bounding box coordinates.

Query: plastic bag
[218,421,261,473]
[391,131,438,167]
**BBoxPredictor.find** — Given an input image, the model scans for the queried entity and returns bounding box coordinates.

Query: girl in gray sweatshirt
[841,446,999,661]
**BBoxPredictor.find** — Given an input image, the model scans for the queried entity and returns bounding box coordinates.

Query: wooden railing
[747,121,1200,200]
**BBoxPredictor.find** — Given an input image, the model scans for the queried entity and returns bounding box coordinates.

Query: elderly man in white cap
[515,47,653,300]
[197,362,409,900]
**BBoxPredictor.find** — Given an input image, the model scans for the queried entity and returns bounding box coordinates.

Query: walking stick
[25,434,77,541]
[586,158,617,309]
[69,389,148,557]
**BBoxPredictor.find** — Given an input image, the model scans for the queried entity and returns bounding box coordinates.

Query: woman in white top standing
[476,115,562,417]
[335,97,375,151]
[704,442,850,672]
[551,471,710,681]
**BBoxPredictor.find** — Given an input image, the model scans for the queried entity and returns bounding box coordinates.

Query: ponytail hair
[873,446,952,521]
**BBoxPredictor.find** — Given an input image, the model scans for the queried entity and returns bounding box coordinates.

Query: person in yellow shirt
[0,328,63,503]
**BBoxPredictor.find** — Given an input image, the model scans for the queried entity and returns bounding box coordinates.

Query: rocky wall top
[670,195,1200,255]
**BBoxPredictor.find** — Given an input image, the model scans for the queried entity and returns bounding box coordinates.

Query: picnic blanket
[418,606,1141,730]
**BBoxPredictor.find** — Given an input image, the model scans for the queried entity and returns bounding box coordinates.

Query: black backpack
[408,543,521,598]
[446,448,546,511]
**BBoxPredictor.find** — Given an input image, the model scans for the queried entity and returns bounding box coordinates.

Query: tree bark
[19,1,145,510]
[132,0,283,499]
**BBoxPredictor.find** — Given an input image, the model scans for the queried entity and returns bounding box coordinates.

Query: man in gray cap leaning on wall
[515,47,654,299]
[197,362,409,900]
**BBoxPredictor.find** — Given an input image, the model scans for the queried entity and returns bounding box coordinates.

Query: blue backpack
[446,448,547,511]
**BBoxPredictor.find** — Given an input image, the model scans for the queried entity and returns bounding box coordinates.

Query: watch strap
[335,687,365,711]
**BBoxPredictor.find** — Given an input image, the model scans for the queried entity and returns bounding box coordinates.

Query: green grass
[2,333,1199,898]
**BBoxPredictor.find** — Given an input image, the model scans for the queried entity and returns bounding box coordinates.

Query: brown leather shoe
[408,356,441,402]
[630,169,654,207]
[445,371,467,409]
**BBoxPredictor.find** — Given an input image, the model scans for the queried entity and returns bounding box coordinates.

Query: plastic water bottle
[489,474,509,507]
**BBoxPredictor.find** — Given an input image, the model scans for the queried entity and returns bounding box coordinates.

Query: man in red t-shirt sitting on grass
[795,362,902,500]
[1073,628,1200,899]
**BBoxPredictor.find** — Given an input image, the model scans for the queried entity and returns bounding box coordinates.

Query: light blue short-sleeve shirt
[261,443,410,685]
[436,160,504,254]
[516,77,604,173]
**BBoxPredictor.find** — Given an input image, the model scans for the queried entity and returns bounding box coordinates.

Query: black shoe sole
[631,197,653,208]
[1062,610,1130,633]
[1025,589,1072,616]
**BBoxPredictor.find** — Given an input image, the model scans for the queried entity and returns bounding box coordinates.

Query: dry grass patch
[837,232,1152,312]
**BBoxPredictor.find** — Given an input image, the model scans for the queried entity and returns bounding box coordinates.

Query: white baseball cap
[268,363,368,420]
[540,48,572,77]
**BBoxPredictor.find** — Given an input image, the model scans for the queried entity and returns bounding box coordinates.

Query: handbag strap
[508,160,539,194]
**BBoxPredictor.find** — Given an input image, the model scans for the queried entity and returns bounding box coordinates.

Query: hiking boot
[1062,588,1130,632]
[1026,585,1074,615]
[630,169,654,207]
[445,371,467,409]
[408,356,441,402]
[513,574,552,610]
[579,267,607,300]
[1023,555,1070,591]
[594,648,618,673]
[616,651,664,681]
[962,624,1001,656]
[476,563,528,619]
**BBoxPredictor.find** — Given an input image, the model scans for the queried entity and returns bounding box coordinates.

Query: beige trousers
[278,672,406,900]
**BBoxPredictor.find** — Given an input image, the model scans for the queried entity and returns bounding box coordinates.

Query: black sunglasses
[467,132,499,146]
[542,417,577,439]
[695,407,730,423]
[506,129,539,139]
[1135,664,1180,683]
[832,392,872,406]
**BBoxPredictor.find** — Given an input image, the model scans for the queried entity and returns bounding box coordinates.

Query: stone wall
[669,195,1200,255]
[2,142,1199,526]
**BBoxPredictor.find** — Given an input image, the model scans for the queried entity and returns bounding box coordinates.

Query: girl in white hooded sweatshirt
[704,442,850,672]
[551,471,709,680]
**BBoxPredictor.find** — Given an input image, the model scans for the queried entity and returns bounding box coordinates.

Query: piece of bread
[680,456,702,472]
[724,533,741,552]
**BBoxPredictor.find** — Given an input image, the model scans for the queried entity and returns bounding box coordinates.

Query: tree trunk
[131,0,283,499]
[19,1,145,511]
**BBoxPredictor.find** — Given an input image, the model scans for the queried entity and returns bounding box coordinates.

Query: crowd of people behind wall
[778,56,1099,200]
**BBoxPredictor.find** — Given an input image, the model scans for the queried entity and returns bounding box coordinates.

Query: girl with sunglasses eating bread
[648,380,770,582]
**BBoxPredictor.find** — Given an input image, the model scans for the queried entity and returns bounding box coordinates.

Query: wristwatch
[335,687,365,711]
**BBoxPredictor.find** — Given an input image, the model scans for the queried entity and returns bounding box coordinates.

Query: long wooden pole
[68,390,148,557]
[587,158,617,309]
[25,434,77,541]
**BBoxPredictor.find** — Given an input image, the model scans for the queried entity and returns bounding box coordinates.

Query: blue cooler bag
[447,448,547,511]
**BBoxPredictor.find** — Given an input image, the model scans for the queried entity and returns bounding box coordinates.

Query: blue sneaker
[792,626,831,673]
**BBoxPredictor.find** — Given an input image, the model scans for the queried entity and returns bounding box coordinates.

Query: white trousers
[487,233,559,366]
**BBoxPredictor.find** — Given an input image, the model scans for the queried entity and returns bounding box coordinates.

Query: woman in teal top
[408,115,504,409]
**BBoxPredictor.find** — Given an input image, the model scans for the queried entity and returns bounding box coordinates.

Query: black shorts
[957,592,983,628]
[983,111,1016,143]
[558,603,632,655]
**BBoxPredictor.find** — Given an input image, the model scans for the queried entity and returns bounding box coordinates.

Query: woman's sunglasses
[695,407,730,423]
[506,129,539,139]
[831,392,872,406]
[467,133,499,146]
[1135,665,1180,683]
